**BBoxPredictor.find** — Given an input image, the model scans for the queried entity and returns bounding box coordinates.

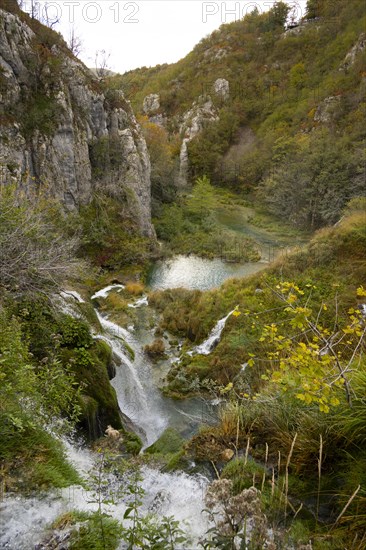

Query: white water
[96,311,169,446]
[0,440,209,549]
[91,284,125,300]
[1,286,213,548]
[190,310,235,356]
[128,295,148,308]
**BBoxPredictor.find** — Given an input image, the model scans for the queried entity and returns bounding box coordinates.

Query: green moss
[1,426,80,491]
[78,302,102,331]
[221,458,266,494]
[94,338,113,364]
[124,432,143,455]
[145,428,184,455]
[62,342,122,433]
[165,450,191,472]
[123,341,135,361]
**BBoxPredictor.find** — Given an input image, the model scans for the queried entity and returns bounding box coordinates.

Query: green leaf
[124,507,133,519]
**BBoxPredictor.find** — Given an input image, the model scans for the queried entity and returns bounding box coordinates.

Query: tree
[261,131,364,229]
[68,25,83,57]
[254,282,366,411]
[306,0,324,19]
[95,49,112,80]
[139,117,178,206]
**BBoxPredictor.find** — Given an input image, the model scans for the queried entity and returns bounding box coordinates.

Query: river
[0,288,221,550]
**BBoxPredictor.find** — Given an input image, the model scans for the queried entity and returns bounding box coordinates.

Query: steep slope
[117,0,366,230]
[0,0,154,237]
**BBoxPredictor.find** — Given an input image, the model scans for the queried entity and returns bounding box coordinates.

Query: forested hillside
[116,0,365,230]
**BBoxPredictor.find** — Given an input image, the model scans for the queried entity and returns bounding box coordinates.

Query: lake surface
[148,205,307,291]
[148,254,268,291]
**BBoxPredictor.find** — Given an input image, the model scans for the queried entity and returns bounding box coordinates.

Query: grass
[53,511,122,550]
[156,211,366,544]
[0,426,81,492]
[153,181,262,261]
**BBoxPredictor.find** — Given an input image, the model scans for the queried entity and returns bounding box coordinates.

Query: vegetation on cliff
[118,0,365,235]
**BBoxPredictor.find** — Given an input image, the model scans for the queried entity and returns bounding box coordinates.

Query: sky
[23,1,308,73]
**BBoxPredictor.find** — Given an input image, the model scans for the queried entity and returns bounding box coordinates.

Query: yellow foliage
[125,281,144,295]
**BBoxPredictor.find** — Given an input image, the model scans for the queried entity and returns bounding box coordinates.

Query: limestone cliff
[0,4,154,237]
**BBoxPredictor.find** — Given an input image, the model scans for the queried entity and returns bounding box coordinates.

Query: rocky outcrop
[314,95,341,124]
[214,78,230,101]
[177,96,218,186]
[339,33,366,71]
[142,93,167,127]
[143,93,160,115]
[0,7,154,237]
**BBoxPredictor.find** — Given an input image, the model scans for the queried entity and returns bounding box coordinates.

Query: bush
[0,309,81,491]
[0,185,81,295]
[59,316,93,349]
[144,338,166,358]
[125,281,144,295]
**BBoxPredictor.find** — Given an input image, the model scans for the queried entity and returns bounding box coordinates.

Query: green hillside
[115,0,365,230]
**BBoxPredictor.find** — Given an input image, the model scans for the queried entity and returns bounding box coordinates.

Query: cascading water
[0,287,215,549]
[189,310,235,356]
[95,310,169,446]
[91,284,125,300]
[0,440,209,549]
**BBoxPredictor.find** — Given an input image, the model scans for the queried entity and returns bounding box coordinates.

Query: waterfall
[0,286,216,549]
[128,295,149,308]
[95,310,169,447]
[190,310,235,356]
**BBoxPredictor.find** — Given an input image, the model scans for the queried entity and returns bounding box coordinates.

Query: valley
[0,0,365,548]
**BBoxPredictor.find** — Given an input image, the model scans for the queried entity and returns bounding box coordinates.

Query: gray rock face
[314,96,341,124]
[177,96,218,187]
[143,93,160,115]
[339,33,366,71]
[0,8,154,237]
[214,78,230,101]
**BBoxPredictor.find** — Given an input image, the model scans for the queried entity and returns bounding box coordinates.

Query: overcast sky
[25,1,307,73]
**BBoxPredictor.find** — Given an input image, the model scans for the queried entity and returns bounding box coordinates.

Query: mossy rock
[62,342,122,437]
[221,458,266,494]
[0,425,81,492]
[165,449,191,472]
[144,338,166,359]
[124,431,143,455]
[145,428,184,455]
[78,302,102,331]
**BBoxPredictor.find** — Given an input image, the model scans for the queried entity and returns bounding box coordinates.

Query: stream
[1,211,304,548]
[0,287,222,549]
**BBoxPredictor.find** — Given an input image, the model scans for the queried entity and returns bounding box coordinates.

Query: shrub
[125,281,144,295]
[59,316,93,349]
[144,338,166,358]
[0,185,81,295]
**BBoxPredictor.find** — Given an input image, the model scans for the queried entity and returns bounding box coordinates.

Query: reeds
[316,434,323,527]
